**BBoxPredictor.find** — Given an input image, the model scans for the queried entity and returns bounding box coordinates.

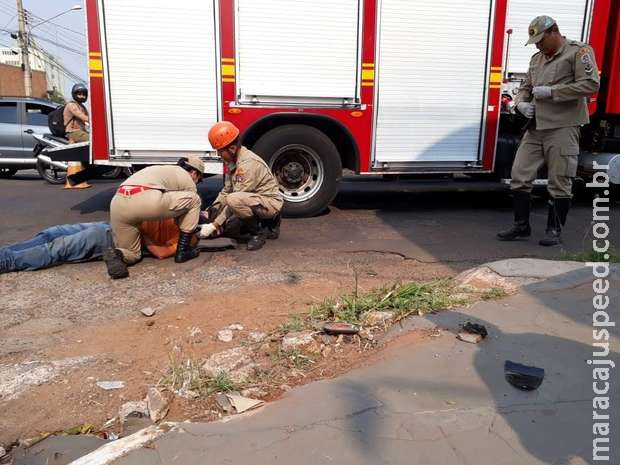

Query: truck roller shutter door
[102,0,218,154]
[236,0,361,103]
[507,0,591,75]
[374,0,494,164]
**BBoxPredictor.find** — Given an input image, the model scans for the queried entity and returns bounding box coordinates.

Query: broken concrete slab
[0,356,94,401]
[455,266,522,292]
[217,329,234,343]
[67,424,172,465]
[485,258,586,279]
[281,331,320,354]
[226,394,264,414]
[139,307,155,317]
[455,258,603,294]
[248,331,267,343]
[457,332,483,344]
[202,347,257,384]
[119,401,149,423]
[215,393,234,414]
[96,381,126,391]
[146,388,170,423]
[228,324,244,331]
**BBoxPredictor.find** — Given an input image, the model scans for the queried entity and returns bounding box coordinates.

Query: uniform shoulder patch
[576,46,593,57]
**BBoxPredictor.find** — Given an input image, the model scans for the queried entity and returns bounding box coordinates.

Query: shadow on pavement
[341,267,619,463]
[69,186,117,214]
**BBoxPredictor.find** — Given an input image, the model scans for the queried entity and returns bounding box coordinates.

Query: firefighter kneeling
[201,122,283,250]
[103,156,204,279]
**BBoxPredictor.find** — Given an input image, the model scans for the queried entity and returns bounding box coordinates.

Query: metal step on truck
[44,0,620,216]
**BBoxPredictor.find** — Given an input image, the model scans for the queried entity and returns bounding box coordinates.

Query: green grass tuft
[309,279,463,324]
[480,287,509,300]
[560,247,619,263]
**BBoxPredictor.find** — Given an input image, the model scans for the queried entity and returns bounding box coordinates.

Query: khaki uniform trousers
[222,192,281,222]
[110,189,201,264]
[510,127,580,199]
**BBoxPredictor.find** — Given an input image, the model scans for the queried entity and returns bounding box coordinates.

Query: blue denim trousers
[0,222,113,272]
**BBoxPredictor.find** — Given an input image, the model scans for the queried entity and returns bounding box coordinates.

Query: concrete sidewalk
[84,263,620,464]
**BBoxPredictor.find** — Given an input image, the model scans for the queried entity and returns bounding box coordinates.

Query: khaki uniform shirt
[213,146,283,226]
[514,39,600,130]
[121,165,197,193]
[63,102,89,133]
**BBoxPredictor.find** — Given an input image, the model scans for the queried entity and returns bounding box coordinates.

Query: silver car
[0,97,59,178]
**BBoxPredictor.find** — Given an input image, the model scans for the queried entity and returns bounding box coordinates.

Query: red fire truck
[51,0,619,216]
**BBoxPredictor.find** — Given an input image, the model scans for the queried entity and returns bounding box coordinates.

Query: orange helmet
[208,121,240,150]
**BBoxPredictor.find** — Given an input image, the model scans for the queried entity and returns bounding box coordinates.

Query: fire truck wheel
[253,124,342,218]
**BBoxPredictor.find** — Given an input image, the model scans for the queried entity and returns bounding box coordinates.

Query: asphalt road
[1,170,618,261]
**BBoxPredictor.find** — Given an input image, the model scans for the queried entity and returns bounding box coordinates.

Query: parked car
[0,96,67,182]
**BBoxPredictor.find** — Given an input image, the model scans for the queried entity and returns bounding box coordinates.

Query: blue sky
[0,0,88,97]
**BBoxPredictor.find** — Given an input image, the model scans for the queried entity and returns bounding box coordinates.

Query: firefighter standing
[201,122,283,251]
[103,157,204,279]
[497,16,600,246]
[63,83,92,189]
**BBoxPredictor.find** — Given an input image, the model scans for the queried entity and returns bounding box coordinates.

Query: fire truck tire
[253,124,342,218]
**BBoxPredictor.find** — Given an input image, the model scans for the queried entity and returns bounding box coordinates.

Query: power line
[29,21,84,49]
[23,8,85,37]
[30,33,85,56]
[2,12,15,30]
[32,47,85,83]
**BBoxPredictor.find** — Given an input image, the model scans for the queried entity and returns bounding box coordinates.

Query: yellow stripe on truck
[362,69,374,81]
[89,58,103,71]
[222,64,235,77]
[490,72,502,84]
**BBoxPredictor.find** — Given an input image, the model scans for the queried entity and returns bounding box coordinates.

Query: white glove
[516,102,535,118]
[199,223,218,239]
[532,86,552,100]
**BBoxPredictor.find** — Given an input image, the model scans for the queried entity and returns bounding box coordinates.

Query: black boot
[497,191,532,241]
[103,248,129,279]
[175,231,200,263]
[243,217,266,251]
[261,213,281,240]
[539,198,571,247]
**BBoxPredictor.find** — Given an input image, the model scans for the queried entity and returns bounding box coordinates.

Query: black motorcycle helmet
[71,83,88,103]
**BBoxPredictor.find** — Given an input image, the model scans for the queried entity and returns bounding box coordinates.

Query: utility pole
[16,0,32,97]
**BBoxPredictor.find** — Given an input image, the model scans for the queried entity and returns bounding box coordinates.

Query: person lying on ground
[0,222,111,273]
[0,219,193,274]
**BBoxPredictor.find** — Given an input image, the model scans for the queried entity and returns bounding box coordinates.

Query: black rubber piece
[504,361,545,391]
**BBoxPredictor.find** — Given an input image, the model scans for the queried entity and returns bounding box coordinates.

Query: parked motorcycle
[32,133,132,184]
[32,133,69,185]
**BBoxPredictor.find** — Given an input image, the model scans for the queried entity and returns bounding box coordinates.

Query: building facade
[0,44,66,97]
[0,62,48,97]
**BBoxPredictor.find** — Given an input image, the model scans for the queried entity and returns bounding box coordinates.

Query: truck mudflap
[45,142,90,164]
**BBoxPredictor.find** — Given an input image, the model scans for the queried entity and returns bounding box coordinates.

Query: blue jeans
[0,222,113,272]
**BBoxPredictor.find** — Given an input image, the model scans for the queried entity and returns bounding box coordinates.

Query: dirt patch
[0,256,453,446]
